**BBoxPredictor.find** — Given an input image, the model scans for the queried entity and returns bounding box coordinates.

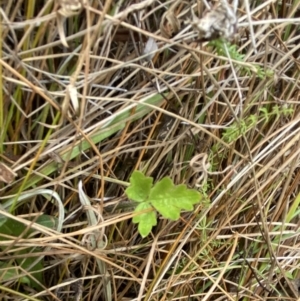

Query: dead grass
[0,0,300,300]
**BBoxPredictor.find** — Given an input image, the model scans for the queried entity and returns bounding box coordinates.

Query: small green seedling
[125,171,202,237]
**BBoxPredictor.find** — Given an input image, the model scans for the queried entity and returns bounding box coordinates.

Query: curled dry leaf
[56,0,87,47]
[57,0,87,16]
[160,9,181,38]
[0,162,17,184]
[57,14,69,47]
[189,153,210,186]
[189,0,237,41]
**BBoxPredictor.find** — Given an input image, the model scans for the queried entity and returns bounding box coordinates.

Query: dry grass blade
[0,0,300,300]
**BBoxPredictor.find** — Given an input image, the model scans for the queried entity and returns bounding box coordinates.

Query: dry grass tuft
[0,0,300,300]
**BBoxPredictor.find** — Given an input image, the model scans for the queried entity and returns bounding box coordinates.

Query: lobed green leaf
[125,171,153,202]
[132,203,156,237]
[149,178,201,220]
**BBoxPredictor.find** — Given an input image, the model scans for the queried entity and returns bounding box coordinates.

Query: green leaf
[0,261,23,282]
[0,258,43,290]
[0,217,29,240]
[126,171,203,237]
[0,216,6,227]
[125,171,153,202]
[16,254,43,290]
[0,215,56,290]
[35,215,58,229]
[0,214,58,240]
[285,271,294,279]
[149,178,201,220]
[286,193,300,224]
[132,203,156,238]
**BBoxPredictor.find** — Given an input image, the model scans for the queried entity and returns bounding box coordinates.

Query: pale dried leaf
[57,14,69,48]
[68,84,79,114]
[143,37,158,61]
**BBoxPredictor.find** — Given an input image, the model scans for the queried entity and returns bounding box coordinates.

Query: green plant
[0,214,57,290]
[209,39,244,61]
[222,105,294,143]
[209,39,274,79]
[125,171,202,237]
